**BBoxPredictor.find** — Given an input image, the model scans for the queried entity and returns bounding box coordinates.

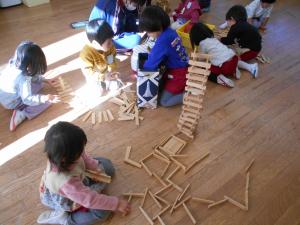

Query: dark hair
[139,5,170,32]
[131,0,147,6]
[44,121,87,172]
[11,41,47,76]
[190,22,214,49]
[86,19,114,45]
[261,0,276,3]
[226,5,247,22]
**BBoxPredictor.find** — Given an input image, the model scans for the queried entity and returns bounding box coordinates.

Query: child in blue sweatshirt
[138,6,189,107]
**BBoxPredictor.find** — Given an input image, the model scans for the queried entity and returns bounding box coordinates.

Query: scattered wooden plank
[106,109,114,121]
[224,195,248,211]
[208,199,228,209]
[139,206,154,225]
[245,159,255,173]
[191,197,215,204]
[82,111,92,122]
[183,203,197,224]
[184,152,210,174]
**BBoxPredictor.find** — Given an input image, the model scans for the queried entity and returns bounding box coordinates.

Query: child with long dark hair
[220,5,260,78]
[190,22,239,88]
[138,6,189,107]
[37,121,130,225]
[0,41,59,131]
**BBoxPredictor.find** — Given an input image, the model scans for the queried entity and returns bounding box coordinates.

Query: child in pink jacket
[171,0,202,30]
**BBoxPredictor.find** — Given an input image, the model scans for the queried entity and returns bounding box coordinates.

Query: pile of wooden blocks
[177,52,211,139]
[123,134,212,224]
[213,28,229,39]
[256,54,271,64]
[122,135,255,224]
[109,92,143,126]
[52,77,74,104]
[82,109,114,125]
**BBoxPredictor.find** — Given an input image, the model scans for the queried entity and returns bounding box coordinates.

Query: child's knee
[90,209,112,221]
[96,157,115,177]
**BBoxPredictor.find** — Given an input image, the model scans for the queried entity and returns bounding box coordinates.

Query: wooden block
[84,170,111,183]
[183,203,197,224]
[178,184,190,201]
[161,162,171,177]
[139,152,154,163]
[245,159,255,173]
[91,112,96,125]
[245,189,249,210]
[123,192,145,197]
[187,73,208,83]
[128,195,132,203]
[149,191,163,209]
[184,152,210,174]
[106,110,114,121]
[178,119,197,130]
[167,179,183,192]
[208,199,228,209]
[82,111,92,122]
[169,154,189,158]
[102,111,109,122]
[170,192,181,214]
[185,87,205,96]
[155,183,172,195]
[125,146,131,160]
[124,159,142,168]
[183,99,204,110]
[246,172,250,191]
[191,197,215,204]
[174,196,192,209]
[186,80,207,91]
[98,112,102,123]
[126,103,135,114]
[154,194,171,206]
[167,166,181,180]
[141,162,153,176]
[120,102,134,113]
[184,94,204,103]
[109,97,125,106]
[190,52,211,61]
[153,205,171,220]
[189,60,211,69]
[141,187,149,207]
[170,157,186,171]
[153,171,168,187]
[224,196,248,211]
[179,115,198,125]
[188,66,210,77]
[118,115,135,121]
[134,106,139,126]
[153,153,170,164]
[58,77,65,90]
[139,207,154,225]
[154,149,170,161]
[157,216,167,225]
[182,105,201,115]
[160,135,186,155]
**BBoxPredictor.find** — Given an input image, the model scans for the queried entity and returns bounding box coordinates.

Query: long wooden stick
[224,196,248,211]
[155,184,172,195]
[141,162,153,176]
[174,196,192,209]
[183,203,197,224]
[139,206,154,225]
[141,187,149,207]
[149,191,163,209]
[153,171,168,187]
[157,216,167,225]
[153,205,171,220]
[184,152,210,174]
[123,193,144,197]
[178,183,190,201]
[208,198,228,208]
[245,159,255,173]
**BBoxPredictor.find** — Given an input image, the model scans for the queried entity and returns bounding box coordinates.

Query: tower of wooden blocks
[177,52,211,139]
[155,0,171,13]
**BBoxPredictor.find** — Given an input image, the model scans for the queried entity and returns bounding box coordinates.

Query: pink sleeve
[59,177,119,211]
[82,151,99,171]
[190,9,201,24]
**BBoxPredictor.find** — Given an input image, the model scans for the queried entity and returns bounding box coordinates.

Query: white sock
[238,60,253,72]
[219,21,228,29]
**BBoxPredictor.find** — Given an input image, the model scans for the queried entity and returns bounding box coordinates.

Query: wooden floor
[0,0,300,224]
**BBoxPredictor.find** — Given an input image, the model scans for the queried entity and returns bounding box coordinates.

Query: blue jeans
[66,157,115,225]
[159,90,184,107]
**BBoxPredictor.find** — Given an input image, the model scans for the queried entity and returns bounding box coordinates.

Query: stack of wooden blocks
[177,53,211,139]
[155,0,171,13]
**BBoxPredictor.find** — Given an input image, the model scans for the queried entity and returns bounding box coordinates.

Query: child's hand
[47,94,60,103]
[116,198,131,215]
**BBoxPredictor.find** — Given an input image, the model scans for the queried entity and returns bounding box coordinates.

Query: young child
[80,19,120,97]
[219,0,276,30]
[139,6,189,107]
[38,121,130,225]
[220,5,260,78]
[0,41,59,131]
[190,23,238,88]
[89,0,146,49]
[246,0,276,30]
[171,0,202,30]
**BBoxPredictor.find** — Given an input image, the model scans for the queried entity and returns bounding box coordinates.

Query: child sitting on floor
[219,0,276,30]
[0,41,60,131]
[220,5,260,78]
[171,0,202,30]
[138,6,189,107]
[80,19,121,97]
[190,22,239,88]
[37,121,130,225]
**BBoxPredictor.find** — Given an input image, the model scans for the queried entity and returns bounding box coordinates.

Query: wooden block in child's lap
[22,0,49,7]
